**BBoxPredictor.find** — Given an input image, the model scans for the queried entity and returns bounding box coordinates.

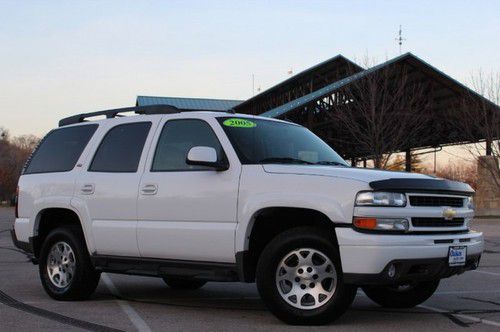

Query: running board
[91,255,239,282]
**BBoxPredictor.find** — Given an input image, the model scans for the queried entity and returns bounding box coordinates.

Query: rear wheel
[362,280,440,308]
[39,227,100,300]
[256,227,357,325]
[162,277,206,290]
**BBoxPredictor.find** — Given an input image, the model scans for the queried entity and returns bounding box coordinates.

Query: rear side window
[24,125,98,174]
[89,122,151,173]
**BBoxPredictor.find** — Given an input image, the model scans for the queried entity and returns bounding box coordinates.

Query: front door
[137,118,240,263]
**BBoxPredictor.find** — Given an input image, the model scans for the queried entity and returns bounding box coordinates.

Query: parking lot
[1,207,499,331]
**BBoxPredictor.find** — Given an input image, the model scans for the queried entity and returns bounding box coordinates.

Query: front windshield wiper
[258,157,315,165]
[315,161,349,166]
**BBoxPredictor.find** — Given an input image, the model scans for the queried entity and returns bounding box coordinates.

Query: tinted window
[24,125,98,174]
[152,119,224,171]
[218,117,348,166]
[89,122,151,172]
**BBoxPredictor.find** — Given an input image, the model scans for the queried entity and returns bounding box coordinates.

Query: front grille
[412,217,464,227]
[409,196,464,207]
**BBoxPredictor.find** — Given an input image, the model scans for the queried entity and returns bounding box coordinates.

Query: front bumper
[344,255,480,285]
[336,227,483,285]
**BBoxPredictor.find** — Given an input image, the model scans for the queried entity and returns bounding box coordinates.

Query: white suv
[12,105,483,325]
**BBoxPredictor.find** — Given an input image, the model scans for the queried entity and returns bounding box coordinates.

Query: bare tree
[325,59,433,168]
[0,131,40,201]
[434,161,478,189]
[0,127,9,141]
[386,152,426,173]
[454,71,500,189]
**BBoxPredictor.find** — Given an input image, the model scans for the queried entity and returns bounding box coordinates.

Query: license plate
[448,246,467,267]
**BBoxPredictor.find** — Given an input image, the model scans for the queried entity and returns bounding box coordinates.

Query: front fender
[235,166,369,253]
[235,192,348,252]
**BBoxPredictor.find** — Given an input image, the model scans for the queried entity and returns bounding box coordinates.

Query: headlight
[466,196,474,210]
[355,192,407,207]
[353,217,409,232]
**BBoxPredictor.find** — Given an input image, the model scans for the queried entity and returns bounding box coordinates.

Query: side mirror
[186,146,229,171]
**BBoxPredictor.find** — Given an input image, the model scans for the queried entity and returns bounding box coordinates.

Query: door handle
[81,184,95,195]
[141,184,158,195]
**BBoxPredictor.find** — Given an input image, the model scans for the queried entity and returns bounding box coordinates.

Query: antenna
[395,25,406,54]
[252,74,255,96]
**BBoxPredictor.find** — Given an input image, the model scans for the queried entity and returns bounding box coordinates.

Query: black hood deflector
[369,178,474,196]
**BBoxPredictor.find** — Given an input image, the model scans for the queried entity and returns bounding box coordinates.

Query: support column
[351,158,356,167]
[405,149,412,172]
[486,139,492,156]
[363,159,367,168]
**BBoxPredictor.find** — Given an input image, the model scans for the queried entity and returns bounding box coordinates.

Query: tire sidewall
[39,228,86,299]
[256,228,355,324]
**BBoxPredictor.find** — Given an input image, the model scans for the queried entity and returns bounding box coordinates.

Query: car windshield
[217,117,348,166]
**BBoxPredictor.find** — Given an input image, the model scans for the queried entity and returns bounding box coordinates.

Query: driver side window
[151,119,225,172]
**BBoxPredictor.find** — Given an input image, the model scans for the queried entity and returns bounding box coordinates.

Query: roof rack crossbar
[58,105,181,127]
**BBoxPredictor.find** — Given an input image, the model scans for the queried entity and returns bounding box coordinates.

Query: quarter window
[152,119,225,171]
[89,122,151,173]
[24,124,98,174]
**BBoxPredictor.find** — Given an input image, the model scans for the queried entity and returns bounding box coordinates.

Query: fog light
[392,219,410,231]
[387,264,396,278]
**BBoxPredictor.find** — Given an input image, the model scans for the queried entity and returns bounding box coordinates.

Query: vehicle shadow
[88,280,458,327]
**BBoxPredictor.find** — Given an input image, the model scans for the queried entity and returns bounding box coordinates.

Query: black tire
[39,226,100,301]
[162,277,207,290]
[256,227,357,325]
[362,280,440,308]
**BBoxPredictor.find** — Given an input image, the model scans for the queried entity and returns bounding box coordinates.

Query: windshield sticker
[223,118,257,128]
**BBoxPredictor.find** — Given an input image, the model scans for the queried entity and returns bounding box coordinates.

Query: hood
[262,164,431,183]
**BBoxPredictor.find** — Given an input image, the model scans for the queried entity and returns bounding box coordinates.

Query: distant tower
[395,25,406,54]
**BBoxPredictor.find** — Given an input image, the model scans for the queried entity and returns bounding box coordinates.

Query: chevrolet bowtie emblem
[442,208,457,220]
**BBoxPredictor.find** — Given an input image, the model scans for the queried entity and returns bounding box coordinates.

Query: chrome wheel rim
[275,248,337,310]
[47,241,76,288]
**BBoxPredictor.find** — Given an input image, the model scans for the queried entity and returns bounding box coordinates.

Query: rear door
[74,118,157,257]
[137,116,241,263]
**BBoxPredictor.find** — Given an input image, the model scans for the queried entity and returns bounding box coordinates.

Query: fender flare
[235,192,348,253]
[31,197,95,255]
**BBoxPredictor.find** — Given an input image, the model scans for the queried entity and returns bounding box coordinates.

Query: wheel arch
[237,206,340,282]
[32,207,88,259]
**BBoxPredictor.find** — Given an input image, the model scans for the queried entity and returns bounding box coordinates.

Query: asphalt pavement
[1,206,500,331]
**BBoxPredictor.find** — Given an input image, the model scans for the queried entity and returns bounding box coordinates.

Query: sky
[0,0,499,165]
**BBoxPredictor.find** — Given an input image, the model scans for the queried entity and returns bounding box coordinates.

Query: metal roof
[234,54,364,113]
[136,96,243,111]
[260,52,499,118]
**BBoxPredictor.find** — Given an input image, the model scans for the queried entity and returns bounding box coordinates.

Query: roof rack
[58,104,234,127]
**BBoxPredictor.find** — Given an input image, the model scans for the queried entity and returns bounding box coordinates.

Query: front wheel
[256,227,357,325]
[362,280,440,308]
